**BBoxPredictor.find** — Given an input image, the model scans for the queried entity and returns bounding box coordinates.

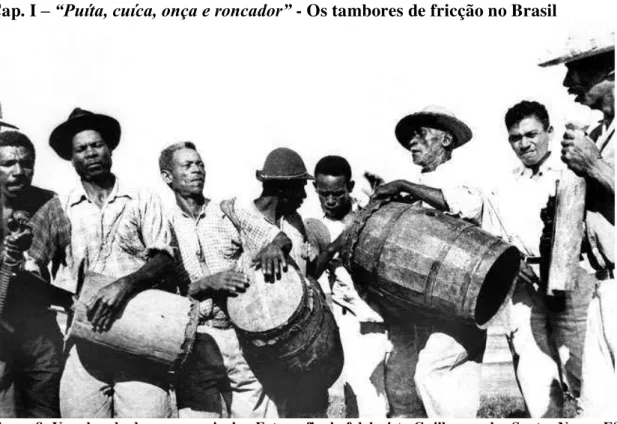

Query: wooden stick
[547,170,586,294]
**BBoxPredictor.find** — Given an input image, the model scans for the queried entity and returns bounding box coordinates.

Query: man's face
[508,116,552,168]
[563,62,611,109]
[314,174,354,220]
[71,130,113,180]
[162,148,205,196]
[276,180,307,216]
[0,145,34,198]
[404,126,451,169]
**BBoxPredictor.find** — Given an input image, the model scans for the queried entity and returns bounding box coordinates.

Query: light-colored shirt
[58,177,172,292]
[416,159,483,223]
[168,198,281,324]
[482,153,563,257]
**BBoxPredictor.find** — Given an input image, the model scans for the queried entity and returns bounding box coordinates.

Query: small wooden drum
[69,272,199,369]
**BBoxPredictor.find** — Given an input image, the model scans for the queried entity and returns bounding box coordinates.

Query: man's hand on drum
[372,180,405,199]
[87,277,134,332]
[191,271,250,297]
[252,243,288,282]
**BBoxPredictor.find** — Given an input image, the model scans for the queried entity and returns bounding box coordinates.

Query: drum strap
[220,198,303,273]
[220,198,242,233]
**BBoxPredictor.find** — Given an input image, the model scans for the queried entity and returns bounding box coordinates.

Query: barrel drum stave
[343,202,520,328]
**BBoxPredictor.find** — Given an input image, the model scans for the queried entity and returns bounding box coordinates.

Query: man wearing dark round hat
[540,31,615,416]
[251,147,333,417]
[373,106,486,418]
[49,108,176,418]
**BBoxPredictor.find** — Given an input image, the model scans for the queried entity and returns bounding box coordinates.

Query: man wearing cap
[251,147,330,417]
[49,108,176,418]
[482,100,595,417]
[539,32,615,416]
[373,106,486,417]
[159,141,291,418]
[0,130,72,418]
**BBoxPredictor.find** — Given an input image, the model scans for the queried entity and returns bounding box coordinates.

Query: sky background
[0,0,614,217]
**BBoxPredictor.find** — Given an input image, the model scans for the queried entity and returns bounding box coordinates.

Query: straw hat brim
[395,112,472,149]
[50,113,121,160]
[539,45,614,67]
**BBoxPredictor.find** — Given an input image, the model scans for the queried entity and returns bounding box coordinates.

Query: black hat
[49,108,121,160]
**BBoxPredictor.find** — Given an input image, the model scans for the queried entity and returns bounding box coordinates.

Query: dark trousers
[0,312,64,418]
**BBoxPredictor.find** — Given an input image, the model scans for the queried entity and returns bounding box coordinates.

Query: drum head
[227,264,305,333]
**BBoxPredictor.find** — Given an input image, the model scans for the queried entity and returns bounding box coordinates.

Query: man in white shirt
[307,155,389,417]
[373,106,486,418]
[483,100,594,417]
[540,32,615,416]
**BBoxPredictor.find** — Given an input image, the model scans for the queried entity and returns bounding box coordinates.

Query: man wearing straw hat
[159,141,291,418]
[539,31,615,416]
[49,108,176,418]
[0,129,72,418]
[373,106,486,418]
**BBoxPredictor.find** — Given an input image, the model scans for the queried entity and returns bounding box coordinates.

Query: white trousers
[578,280,617,416]
[385,316,486,418]
[505,269,593,417]
[332,304,389,417]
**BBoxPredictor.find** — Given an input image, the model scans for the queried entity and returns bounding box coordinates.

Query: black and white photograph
[0,0,614,419]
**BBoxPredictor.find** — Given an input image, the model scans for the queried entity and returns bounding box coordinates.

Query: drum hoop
[243,285,328,361]
[341,195,408,273]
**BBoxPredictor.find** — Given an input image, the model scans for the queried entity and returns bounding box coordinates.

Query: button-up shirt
[482,153,562,258]
[58,176,172,292]
[168,198,280,325]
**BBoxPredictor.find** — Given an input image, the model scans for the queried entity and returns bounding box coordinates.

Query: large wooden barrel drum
[342,200,520,328]
[227,259,343,392]
[69,272,199,369]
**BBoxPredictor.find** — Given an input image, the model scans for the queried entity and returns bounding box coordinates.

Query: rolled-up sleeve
[442,185,483,223]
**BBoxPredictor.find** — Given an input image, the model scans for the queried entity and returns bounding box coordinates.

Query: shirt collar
[68,175,134,207]
[513,151,561,179]
[322,200,359,222]
[174,200,209,220]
